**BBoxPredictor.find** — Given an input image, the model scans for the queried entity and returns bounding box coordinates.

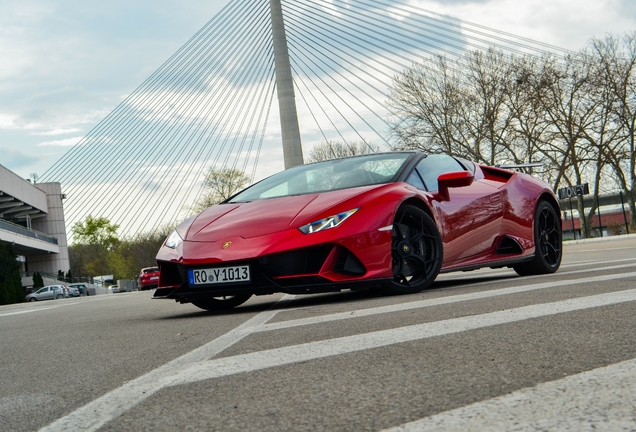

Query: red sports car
[154,152,562,310]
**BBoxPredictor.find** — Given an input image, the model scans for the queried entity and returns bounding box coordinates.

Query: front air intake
[258,245,333,277]
[333,247,366,276]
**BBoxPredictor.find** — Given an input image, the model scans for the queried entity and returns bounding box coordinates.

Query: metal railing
[22,271,94,284]
[0,219,58,245]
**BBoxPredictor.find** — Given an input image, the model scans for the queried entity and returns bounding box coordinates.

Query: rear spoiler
[494,162,544,170]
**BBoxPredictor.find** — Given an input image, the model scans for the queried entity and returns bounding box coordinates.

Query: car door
[408,155,503,263]
[50,286,62,299]
[39,287,52,300]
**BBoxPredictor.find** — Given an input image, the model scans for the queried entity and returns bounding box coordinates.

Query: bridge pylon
[270,0,304,169]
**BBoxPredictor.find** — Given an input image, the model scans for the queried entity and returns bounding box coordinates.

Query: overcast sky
[1,0,635,180]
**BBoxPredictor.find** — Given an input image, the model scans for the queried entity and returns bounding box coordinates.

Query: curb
[563,233,636,246]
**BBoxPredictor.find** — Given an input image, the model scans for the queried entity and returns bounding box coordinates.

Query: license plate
[188,265,250,286]
[150,276,159,280]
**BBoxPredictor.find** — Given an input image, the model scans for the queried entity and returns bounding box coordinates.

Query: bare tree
[307,140,380,163]
[531,53,607,237]
[388,55,469,157]
[189,168,250,214]
[388,38,635,236]
[389,49,529,166]
[503,55,552,172]
[459,49,519,165]
[592,33,636,229]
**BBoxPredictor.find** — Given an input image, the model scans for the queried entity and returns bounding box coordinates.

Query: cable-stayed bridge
[39,0,567,241]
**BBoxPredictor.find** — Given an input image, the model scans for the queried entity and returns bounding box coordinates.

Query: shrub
[33,272,44,289]
[0,243,23,305]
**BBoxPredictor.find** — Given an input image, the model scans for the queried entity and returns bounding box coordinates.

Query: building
[0,164,69,285]
[561,205,631,239]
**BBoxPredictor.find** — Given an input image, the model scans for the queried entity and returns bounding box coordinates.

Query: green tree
[68,243,111,277]
[72,215,120,249]
[106,228,170,280]
[69,225,171,281]
[70,216,120,278]
[106,251,136,281]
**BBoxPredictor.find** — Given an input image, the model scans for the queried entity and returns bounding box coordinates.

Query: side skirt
[440,255,534,274]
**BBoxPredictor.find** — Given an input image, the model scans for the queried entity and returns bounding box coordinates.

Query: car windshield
[228,152,412,203]
[143,268,159,274]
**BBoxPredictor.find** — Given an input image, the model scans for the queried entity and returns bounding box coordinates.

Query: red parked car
[154,152,562,311]
[138,267,160,290]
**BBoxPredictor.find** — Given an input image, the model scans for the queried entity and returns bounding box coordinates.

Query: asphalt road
[2,236,636,431]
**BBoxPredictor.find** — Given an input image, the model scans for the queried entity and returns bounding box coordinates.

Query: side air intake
[495,235,523,255]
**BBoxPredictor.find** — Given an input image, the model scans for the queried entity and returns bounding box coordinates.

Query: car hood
[185,185,382,242]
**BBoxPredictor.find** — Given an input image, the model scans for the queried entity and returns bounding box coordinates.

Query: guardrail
[22,272,95,284]
[0,219,58,245]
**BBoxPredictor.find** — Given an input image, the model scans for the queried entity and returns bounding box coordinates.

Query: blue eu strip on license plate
[188,265,250,285]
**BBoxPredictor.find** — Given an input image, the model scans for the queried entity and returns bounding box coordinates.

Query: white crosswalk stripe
[380,358,636,431]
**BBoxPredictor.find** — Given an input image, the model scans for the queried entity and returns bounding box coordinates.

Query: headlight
[164,230,183,249]
[298,208,359,234]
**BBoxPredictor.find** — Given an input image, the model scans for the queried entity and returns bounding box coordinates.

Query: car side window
[406,170,426,190]
[454,156,475,173]
[416,154,465,191]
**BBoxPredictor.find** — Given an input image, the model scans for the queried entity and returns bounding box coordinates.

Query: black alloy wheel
[383,204,443,295]
[514,200,562,276]
[191,294,252,311]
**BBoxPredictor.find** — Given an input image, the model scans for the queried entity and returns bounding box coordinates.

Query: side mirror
[437,171,474,201]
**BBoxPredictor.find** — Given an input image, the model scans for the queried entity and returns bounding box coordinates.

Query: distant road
[2,236,636,431]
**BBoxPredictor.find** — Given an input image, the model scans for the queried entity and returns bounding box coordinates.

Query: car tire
[191,294,252,311]
[382,204,443,295]
[513,200,562,276]
[28,297,37,302]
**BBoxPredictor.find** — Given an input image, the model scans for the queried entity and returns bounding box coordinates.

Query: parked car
[25,285,68,302]
[138,267,160,290]
[108,285,120,293]
[67,283,89,296]
[66,285,80,297]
